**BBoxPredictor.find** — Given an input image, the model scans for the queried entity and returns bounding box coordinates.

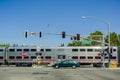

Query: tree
[67,41,82,46]
[118,34,120,46]
[88,31,103,46]
[0,44,10,47]
[105,32,120,46]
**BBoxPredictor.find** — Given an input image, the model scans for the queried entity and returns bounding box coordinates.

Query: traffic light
[62,31,65,38]
[76,34,80,40]
[39,32,42,37]
[25,31,28,38]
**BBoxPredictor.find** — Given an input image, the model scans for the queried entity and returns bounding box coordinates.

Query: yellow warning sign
[37,60,41,65]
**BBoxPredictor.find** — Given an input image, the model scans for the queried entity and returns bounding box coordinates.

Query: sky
[0,0,120,46]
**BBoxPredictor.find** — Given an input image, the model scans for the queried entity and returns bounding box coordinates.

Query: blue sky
[0,0,120,46]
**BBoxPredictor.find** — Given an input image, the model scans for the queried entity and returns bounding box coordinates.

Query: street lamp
[81,16,110,68]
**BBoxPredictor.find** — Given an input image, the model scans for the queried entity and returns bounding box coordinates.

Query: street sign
[82,41,91,45]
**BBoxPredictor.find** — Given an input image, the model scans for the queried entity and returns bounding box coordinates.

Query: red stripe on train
[7,59,118,63]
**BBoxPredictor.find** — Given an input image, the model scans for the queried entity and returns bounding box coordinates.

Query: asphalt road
[0,66,120,80]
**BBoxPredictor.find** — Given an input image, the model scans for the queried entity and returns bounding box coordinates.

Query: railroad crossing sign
[22,52,26,56]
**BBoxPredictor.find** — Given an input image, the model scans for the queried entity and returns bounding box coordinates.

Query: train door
[57,55,66,61]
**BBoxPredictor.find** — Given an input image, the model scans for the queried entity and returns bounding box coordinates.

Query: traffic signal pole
[81,16,111,68]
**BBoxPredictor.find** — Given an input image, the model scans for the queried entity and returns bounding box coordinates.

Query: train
[0,45,120,67]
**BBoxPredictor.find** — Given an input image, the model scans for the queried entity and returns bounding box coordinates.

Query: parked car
[52,60,80,69]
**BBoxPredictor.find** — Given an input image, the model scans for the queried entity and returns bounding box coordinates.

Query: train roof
[0,46,117,49]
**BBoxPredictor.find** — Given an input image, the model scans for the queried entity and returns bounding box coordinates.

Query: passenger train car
[0,46,120,67]
[40,46,120,67]
[7,46,38,66]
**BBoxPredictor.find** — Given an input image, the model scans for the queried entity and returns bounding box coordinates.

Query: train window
[45,56,51,59]
[95,49,100,52]
[88,56,93,59]
[63,56,66,59]
[80,49,85,52]
[72,49,78,52]
[39,53,42,55]
[72,56,78,59]
[24,56,29,59]
[58,55,66,59]
[31,49,36,52]
[17,49,22,52]
[80,56,86,59]
[31,56,36,59]
[40,49,44,52]
[9,49,15,52]
[41,56,43,59]
[113,49,116,52]
[87,49,93,52]
[0,56,3,59]
[9,56,15,59]
[0,49,4,52]
[111,56,116,59]
[46,49,51,52]
[105,57,108,59]
[23,49,29,52]
[16,56,22,59]
[57,49,64,51]
[95,56,101,59]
